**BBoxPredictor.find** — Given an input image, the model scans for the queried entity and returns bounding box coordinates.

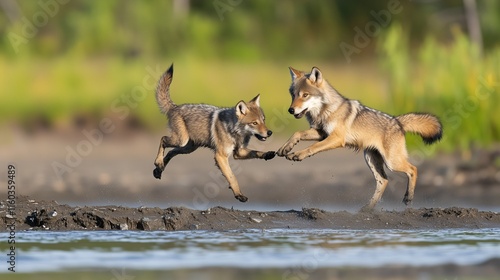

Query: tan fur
[277,66,442,210]
[153,64,275,202]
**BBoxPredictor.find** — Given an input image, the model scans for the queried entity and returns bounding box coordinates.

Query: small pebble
[251,218,262,223]
[189,224,199,230]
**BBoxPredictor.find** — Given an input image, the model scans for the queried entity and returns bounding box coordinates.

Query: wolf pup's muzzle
[288,107,307,119]
[255,130,272,141]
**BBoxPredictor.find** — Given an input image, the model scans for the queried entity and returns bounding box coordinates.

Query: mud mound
[2,196,500,231]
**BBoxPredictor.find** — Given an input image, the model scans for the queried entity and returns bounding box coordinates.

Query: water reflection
[1,228,499,273]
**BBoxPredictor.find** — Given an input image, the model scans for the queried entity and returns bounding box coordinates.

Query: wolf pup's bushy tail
[156,64,175,114]
[397,113,443,144]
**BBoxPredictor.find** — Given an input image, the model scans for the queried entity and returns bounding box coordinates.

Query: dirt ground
[2,195,500,231]
[1,131,500,231]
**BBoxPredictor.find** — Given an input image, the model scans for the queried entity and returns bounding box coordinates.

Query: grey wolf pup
[153,64,275,202]
[277,66,442,210]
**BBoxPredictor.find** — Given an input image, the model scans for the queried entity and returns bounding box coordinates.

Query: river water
[2,228,500,278]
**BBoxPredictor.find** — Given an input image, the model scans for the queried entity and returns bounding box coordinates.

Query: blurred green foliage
[378,23,500,152]
[0,0,499,152]
[2,0,500,60]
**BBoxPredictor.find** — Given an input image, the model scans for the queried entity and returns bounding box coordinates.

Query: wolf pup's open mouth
[254,134,267,141]
[294,108,308,119]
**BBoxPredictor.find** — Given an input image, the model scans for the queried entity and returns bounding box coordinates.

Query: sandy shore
[2,195,500,231]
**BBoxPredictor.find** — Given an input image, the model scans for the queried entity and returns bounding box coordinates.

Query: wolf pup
[153,64,275,202]
[277,66,442,210]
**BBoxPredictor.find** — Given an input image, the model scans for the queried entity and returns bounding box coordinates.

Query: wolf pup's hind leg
[154,140,198,179]
[153,135,169,179]
[362,149,389,211]
[153,129,190,179]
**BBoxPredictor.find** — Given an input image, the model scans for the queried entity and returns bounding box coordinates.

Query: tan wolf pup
[153,64,275,203]
[277,66,442,210]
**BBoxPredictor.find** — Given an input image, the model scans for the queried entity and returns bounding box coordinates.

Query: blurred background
[0,0,499,209]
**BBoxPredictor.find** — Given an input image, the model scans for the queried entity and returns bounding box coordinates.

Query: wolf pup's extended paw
[276,142,295,157]
[263,151,276,161]
[235,195,248,202]
[153,168,163,179]
[285,151,307,161]
[276,146,291,157]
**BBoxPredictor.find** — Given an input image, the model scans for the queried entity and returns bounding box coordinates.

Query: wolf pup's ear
[249,94,261,107]
[236,100,248,117]
[309,67,323,84]
[289,67,303,81]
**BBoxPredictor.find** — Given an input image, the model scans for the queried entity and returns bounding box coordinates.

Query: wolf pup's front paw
[235,194,248,202]
[285,151,308,161]
[276,144,293,157]
[263,151,276,161]
[285,152,299,161]
[276,147,287,157]
[153,168,163,179]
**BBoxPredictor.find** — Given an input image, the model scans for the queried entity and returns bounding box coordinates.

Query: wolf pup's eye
[303,93,309,98]
[252,121,258,125]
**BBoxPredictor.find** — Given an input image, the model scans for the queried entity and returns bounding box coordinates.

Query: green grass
[378,24,500,152]
[1,27,499,153]
[0,56,386,135]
